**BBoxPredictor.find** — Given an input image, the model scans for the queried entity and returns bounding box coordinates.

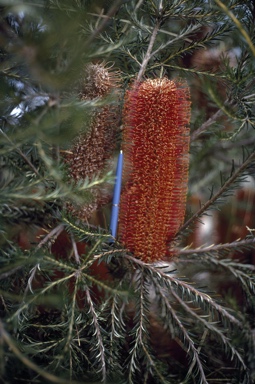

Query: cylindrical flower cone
[119,78,191,262]
[64,63,121,221]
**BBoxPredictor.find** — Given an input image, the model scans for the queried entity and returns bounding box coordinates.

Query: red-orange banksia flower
[118,78,191,263]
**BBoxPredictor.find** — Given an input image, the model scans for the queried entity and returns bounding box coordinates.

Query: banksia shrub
[64,63,121,221]
[119,78,190,262]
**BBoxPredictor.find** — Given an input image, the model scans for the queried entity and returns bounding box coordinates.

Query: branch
[169,287,246,373]
[125,254,242,328]
[179,237,255,256]
[71,233,81,264]
[85,287,106,381]
[136,20,161,82]
[150,24,201,59]
[35,224,64,250]
[177,150,255,234]
[191,109,223,141]
[85,0,123,45]
[215,0,255,57]
[0,128,41,178]
[156,284,208,384]
[0,321,82,384]
[7,270,77,323]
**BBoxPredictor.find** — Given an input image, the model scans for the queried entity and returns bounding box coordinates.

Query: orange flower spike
[119,78,191,262]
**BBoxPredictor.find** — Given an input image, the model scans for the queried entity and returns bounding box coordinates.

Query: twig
[35,224,64,250]
[85,287,106,382]
[125,253,242,327]
[85,0,123,45]
[191,109,223,141]
[150,24,201,59]
[177,150,255,234]
[0,266,23,280]
[0,128,41,177]
[134,0,145,12]
[157,284,208,384]
[71,233,81,264]
[24,224,65,294]
[0,321,81,384]
[178,237,255,257]
[136,20,161,82]
[180,325,209,384]
[215,0,255,57]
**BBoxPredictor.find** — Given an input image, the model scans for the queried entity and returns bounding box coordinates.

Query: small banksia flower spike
[64,62,121,221]
[118,78,190,263]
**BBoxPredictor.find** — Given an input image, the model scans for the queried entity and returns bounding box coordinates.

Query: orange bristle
[118,78,190,262]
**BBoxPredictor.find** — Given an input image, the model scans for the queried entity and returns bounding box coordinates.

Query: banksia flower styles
[119,78,190,262]
[64,63,120,221]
